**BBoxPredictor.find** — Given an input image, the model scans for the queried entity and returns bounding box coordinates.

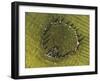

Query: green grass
[25,12,89,68]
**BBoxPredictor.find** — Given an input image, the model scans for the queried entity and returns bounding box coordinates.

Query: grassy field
[25,12,89,68]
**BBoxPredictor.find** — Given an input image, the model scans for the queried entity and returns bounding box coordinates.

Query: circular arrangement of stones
[41,16,79,62]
